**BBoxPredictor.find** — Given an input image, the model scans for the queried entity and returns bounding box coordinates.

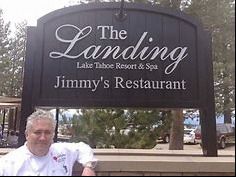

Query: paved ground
[154,142,235,155]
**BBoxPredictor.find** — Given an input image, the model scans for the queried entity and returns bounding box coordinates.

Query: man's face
[26,119,54,156]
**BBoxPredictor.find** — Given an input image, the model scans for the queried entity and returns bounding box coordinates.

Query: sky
[0,0,78,29]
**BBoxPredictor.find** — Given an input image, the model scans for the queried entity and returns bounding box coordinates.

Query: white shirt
[0,142,97,176]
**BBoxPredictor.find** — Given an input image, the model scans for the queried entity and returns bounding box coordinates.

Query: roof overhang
[0,96,21,108]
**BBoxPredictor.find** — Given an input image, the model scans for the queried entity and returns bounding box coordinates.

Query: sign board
[26,2,209,108]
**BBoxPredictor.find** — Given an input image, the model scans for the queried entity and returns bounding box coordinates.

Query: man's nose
[39,133,48,140]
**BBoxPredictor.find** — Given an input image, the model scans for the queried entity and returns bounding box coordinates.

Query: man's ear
[25,130,28,140]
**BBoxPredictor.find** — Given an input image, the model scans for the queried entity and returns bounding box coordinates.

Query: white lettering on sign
[114,77,186,90]
[53,75,187,91]
[49,24,188,75]
[97,26,127,40]
[54,75,103,92]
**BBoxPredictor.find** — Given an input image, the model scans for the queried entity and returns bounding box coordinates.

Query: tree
[184,0,235,123]
[69,108,166,149]
[169,110,184,150]
[71,109,116,148]
[7,21,27,96]
[0,9,11,96]
[0,9,27,97]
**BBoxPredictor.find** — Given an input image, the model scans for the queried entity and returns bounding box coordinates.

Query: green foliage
[0,9,11,96]
[0,9,27,97]
[183,0,235,122]
[7,21,27,96]
[69,108,171,148]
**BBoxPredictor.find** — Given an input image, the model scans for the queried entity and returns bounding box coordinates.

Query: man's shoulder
[50,142,91,153]
[51,142,88,148]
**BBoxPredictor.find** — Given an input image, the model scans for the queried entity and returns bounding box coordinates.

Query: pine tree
[184,0,235,123]
[7,21,27,96]
[0,9,11,96]
[69,108,165,148]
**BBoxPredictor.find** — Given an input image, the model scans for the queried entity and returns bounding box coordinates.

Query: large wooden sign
[24,2,209,108]
[20,2,217,156]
